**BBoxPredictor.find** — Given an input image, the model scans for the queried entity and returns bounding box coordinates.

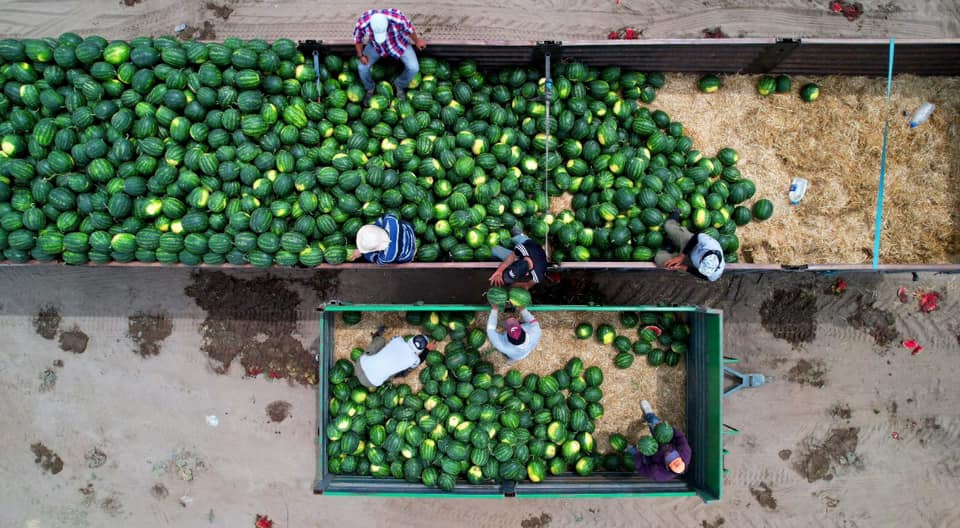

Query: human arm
[410,30,427,50]
[673,430,692,463]
[489,251,517,286]
[486,307,504,349]
[349,249,363,261]
[664,255,687,271]
[353,13,370,64]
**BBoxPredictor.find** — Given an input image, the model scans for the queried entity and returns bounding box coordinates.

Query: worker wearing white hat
[353,8,427,105]
[654,210,725,282]
[349,214,417,264]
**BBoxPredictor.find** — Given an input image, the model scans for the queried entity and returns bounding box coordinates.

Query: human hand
[489,270,504,286]
[665,256,685,271]
[415,37,427,50]
[359,55,370,65]
[349,249,362,261]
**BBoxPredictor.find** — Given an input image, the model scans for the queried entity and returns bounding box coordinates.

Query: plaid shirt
[353,8,415,59]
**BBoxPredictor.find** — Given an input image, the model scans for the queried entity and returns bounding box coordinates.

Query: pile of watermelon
[576,311,689,369]
[0,33,772,266]
[327,349,609,490]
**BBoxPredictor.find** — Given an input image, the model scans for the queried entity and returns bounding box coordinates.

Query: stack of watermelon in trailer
[0,34,773,269]
[316,303,724,499]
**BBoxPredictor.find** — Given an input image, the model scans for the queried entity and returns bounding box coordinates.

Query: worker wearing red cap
[486,304,542,363]
[353,8,427,105]
[626,400,692,481]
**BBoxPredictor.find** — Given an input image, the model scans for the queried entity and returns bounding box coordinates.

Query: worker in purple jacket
[627,400,692,481]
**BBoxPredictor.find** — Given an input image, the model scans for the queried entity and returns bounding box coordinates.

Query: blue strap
[873,38,895,269]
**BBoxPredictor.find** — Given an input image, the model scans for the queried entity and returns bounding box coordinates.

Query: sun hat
[665,449,686,474]
[370,13,389,43]
[505,318,526,345]
[503,259,531,284]
[356,225,391,253]
[697,251,722,277]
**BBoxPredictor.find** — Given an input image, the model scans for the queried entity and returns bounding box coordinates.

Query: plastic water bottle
[789,177,808,205]
[908,102,935,128]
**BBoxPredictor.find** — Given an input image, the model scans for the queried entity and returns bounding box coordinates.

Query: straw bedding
[333,309,687,452]
[551,74,960,264]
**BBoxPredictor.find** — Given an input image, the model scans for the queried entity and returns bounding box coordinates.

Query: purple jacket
[633,429,692,481]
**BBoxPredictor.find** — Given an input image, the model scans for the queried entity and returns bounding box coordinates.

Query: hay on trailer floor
[333,309,687,452]
[647,74,960,264]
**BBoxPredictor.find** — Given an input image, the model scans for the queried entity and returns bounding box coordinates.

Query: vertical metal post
[542,52,553,258]
[312,50,323,102]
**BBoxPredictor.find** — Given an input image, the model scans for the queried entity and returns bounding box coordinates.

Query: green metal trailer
[315,304,726,501]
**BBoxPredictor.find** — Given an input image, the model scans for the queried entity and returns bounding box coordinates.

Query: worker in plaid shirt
[353,8,427,104]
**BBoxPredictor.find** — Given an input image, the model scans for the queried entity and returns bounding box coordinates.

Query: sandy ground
[1,266,959,528]
[0,0,958,40]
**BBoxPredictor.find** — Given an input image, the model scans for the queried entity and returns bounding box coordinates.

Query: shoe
[640,400,654,415]
[509,226,523,237]
[669,209,681,223]
[371,324,386,339]
[395,87,406,100]
[625,445,638,457]
[363,90,374,106]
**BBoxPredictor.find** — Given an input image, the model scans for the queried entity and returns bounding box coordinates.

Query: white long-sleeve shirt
[486,308,541,361]
[357,336,421,387]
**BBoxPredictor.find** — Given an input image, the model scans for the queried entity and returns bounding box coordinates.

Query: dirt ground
[1,266,959,527]
[0,0,958,40]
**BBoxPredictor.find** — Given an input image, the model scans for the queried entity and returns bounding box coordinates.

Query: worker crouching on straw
[654,210,725,282]
[486,304,542,363]
[356,330,436,389]
[353,8,427,105]
[627,400,692,481]
[349,213,416,264]
[489,227,548,291]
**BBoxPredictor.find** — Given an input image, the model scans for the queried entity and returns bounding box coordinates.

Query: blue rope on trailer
[872,38,895,270]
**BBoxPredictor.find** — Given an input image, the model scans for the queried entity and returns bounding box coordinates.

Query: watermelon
[614,352,634,369]
[507,287,532,308]
[775,74,792,93]
[595,324,616,345]
[637,435,659,456]
[752,199,774,221]
[800,83,820,102]
[574,323,593,340]
[609,433,628,452]
[486,287,508,306]
[654,422,674,444]
[698,74,721,93]
[756,75,776,96]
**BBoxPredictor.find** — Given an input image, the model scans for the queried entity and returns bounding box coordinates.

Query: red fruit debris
[246,367,262,377]
[830,1,843,11]
[911,346,923,356]
[255,515,274,528]
[608,30,619,40]
[268,371,283,379]
[642,325,662,336]
[832,278,847,295]
[902,340,923,355]
[918,292,940,313]
[897,287,908,303]
[891,431,900,440]
[624,28,638,40]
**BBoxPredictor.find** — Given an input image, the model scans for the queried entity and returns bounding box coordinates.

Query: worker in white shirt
[486,304,542,363]
[356,333,435,388]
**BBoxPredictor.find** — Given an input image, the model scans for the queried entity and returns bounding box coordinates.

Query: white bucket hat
[356,225,391,253]
[370,13,389,44]
[698,253,721,277]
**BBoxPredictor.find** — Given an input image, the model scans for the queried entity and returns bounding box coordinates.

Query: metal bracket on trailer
[723,356,766,398]
[502,479,517,497]
[297,39,324,101]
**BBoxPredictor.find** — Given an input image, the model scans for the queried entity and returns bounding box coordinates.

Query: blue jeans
[645,412,661,435]
[357,43,420,92]
[492,234,529,261]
